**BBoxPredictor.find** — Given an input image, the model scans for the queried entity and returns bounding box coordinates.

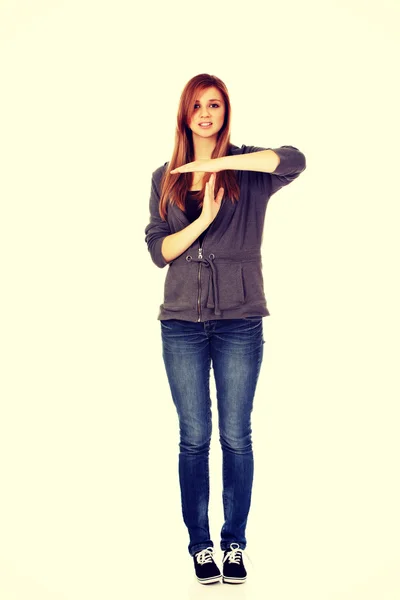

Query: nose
[200,106,211,118]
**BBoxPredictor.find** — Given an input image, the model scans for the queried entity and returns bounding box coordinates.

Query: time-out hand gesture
[200,173,224,226]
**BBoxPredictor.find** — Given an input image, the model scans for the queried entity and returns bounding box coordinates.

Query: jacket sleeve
[144,165,171,268]
[241,145,306,197]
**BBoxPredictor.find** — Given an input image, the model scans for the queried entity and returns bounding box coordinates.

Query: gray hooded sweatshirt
[145,144,306,322]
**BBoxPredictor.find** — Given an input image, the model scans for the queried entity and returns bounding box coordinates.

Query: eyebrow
[194,98,222,102]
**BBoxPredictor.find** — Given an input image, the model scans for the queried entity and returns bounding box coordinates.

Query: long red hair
[159,73,240,220]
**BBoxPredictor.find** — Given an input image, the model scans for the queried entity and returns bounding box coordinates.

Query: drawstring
[184,252,260,317]
[188,254,221,316]
[203,255,220,316]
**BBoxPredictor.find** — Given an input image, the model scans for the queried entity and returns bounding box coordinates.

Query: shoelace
[222,543,255,569]
[195,547,215,565]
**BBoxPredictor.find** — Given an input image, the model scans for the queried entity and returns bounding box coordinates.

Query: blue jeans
[161,318,264,556]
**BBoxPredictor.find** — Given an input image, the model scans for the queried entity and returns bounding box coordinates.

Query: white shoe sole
[197,575,222,584]
[223,576,247,584]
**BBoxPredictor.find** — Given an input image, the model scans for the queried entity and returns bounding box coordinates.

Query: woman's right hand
[160,173,225,263]
[199,173,224,226]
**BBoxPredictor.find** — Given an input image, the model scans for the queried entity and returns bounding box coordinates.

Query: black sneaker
[193,547,222,585]
[222,542,247,584]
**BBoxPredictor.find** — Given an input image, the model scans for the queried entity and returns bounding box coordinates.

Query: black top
[185,191,210,247]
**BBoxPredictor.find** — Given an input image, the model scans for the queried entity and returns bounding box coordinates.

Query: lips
[199,122,212,127]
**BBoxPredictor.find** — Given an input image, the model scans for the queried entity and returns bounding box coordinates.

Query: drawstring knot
[186,253,221,316]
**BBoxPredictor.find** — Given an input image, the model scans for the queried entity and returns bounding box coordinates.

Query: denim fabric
[161,317,264,556]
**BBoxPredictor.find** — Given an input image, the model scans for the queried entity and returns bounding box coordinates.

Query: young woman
[144,73,306,585]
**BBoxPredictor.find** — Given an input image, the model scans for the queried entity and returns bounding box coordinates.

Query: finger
[209,172,215,192]
[215,187,224,203]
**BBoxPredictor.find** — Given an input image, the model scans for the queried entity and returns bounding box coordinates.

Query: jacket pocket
[206,262,245,310]
[162,262,197,311]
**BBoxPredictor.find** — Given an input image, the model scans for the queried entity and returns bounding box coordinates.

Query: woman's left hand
[170,158,222,174]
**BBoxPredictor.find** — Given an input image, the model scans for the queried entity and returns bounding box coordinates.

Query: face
[187,86,226,139]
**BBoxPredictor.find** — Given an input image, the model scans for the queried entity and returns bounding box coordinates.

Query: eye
[193,103,220,109]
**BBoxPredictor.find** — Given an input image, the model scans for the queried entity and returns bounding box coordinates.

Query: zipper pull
[198,246,203,259]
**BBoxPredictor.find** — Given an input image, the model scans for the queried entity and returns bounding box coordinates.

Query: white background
[1,1,399,598]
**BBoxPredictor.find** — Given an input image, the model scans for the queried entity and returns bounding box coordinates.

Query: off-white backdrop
[1,1,399,599]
